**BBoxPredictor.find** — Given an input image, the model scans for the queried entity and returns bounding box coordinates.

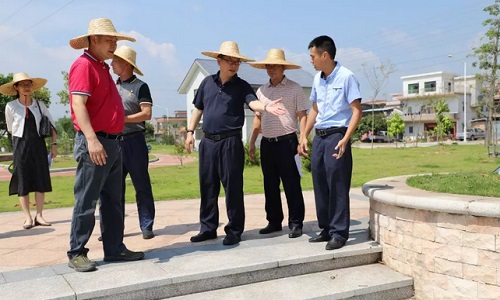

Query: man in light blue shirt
[298,35,362,250]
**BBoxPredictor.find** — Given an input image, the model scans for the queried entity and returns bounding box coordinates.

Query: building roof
[178,59,314,94]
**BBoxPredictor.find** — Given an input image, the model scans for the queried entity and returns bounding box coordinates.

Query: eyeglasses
[220,56,241,66]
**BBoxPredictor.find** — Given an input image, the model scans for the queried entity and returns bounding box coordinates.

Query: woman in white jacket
[1,73,57,229]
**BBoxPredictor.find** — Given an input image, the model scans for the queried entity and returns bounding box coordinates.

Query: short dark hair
[308,35,336,60]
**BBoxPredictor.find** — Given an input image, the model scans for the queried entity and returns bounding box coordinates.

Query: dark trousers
[121,133,155,232]
[260,136,304,229]
[68,133,126,258]
[311,132,352,242]
[198,135,245,237]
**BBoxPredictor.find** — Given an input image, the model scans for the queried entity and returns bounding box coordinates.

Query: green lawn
[0,143,498,212]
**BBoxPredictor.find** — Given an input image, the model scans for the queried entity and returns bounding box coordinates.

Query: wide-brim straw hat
[114,45,143,76]
[70,18,136,50]
[201,41,254,62]
[249,48,301,70]
[0,72,47,96]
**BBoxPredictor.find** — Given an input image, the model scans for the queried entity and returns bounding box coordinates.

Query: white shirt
[5,99,56,138]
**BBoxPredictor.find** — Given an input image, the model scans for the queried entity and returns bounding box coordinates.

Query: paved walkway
[0,188,369,272]
[0,154,369,272]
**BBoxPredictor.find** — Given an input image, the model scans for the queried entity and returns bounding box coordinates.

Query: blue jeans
[67,132,126,258]
[121,133,155,231]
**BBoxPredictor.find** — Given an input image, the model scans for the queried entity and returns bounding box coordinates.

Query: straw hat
[114,45,143,76]
[201,41,254,62]
[70,18,136,49]
[0,72,47,96]
[249,49,301,70]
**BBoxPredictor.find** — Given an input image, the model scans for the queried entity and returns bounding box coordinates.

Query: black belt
[263,132,297,143]
[315,127,347,137]
[120,131,144,141]
[204,129,242,141]
[95,131,121,140]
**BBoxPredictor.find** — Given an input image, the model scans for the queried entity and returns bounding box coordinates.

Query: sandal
[34,216,51,226]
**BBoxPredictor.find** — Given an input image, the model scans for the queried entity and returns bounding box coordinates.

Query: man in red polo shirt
[66,18,144,272]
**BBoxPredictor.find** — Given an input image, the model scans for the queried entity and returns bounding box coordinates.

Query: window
[408,83,419,94]
[447,82,452,93]
[409,126,414,134]
[424,81,436,92]
[408,106,412,114]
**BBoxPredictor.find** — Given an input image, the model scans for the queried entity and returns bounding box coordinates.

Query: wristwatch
[187,130,194,134]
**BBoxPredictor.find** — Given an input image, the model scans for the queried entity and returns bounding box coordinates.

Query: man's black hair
[308,35,336,60]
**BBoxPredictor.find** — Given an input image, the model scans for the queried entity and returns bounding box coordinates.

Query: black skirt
[9,109,52,196]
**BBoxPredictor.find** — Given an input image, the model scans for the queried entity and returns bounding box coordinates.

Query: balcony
[402,112,459,122]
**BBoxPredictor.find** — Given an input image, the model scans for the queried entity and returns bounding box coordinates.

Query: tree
[433,98,453,145]
[362,60,396,150]
[57,71,70,115]
[355,113,387,141]
[386,113,405,147]
[472,0,500,155]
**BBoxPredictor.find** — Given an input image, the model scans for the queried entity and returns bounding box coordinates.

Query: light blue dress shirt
[310,62,362,129]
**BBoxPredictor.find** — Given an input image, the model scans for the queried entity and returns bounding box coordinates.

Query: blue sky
[0,0,492,120]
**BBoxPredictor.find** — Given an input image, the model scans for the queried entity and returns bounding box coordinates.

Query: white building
[177,59,313,148]
[397,71,482,140]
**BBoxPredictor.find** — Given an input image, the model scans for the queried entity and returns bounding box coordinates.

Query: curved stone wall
[363,175,500,299]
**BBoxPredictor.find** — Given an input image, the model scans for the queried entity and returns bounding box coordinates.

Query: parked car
[361,131,395,143]
[455,128,485,141]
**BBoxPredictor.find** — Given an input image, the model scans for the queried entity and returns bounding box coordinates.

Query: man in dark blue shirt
[185,41,285,246]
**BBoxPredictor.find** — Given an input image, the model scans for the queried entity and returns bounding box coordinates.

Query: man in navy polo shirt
[298,35,362,251]
[67,18,144,272]
[185,41,286,246]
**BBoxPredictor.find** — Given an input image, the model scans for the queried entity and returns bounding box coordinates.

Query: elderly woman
[1,73,57,229]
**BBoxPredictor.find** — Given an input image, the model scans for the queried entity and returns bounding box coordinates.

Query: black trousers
[121,133,155,232]
[311,132,352,242]
[198,135,245,237]
[260,135,304,229]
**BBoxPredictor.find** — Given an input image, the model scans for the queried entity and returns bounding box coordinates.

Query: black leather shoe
[222,234,241,245]
[259,224,282,234]
[308,233,330,243]
[190,231,217,243]
[103,249,145,262]
[142,230,155,240]
[325,238,346,250]
[288,227,302,238]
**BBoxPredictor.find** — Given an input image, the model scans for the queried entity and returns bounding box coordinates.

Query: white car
[455,128,485,141]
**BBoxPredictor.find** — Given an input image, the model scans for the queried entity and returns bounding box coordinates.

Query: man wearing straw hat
[67,18,144,272]
[248,49,308,239]
[298,35,362,251]
[111,45,155,240]
[185,41,286,246]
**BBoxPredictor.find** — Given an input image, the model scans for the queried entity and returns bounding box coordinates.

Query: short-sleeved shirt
[256,76,309,138]
[310,62,362,129]
[193,71,257,134]
[117,75,152,134]
[69,50,125,134]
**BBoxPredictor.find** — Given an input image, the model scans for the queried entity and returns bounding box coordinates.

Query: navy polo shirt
[193,71,257,134]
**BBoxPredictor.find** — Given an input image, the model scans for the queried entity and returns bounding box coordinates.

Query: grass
[407,173,500,197]
[0,143,498,212]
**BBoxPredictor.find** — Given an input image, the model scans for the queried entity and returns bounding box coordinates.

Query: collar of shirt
[213,71,239,85]
[117,75,137,84]
[83,50,109,70]
[321,61,341,82]
[267,75,288,88]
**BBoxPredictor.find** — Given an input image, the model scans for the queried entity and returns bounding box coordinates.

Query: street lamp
[448,55,467,142]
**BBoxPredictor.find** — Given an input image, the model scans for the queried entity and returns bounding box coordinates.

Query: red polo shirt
[69,50,125,134]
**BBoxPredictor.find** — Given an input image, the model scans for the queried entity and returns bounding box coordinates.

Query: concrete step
[169,264,414,300]
[0,228,386,300]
